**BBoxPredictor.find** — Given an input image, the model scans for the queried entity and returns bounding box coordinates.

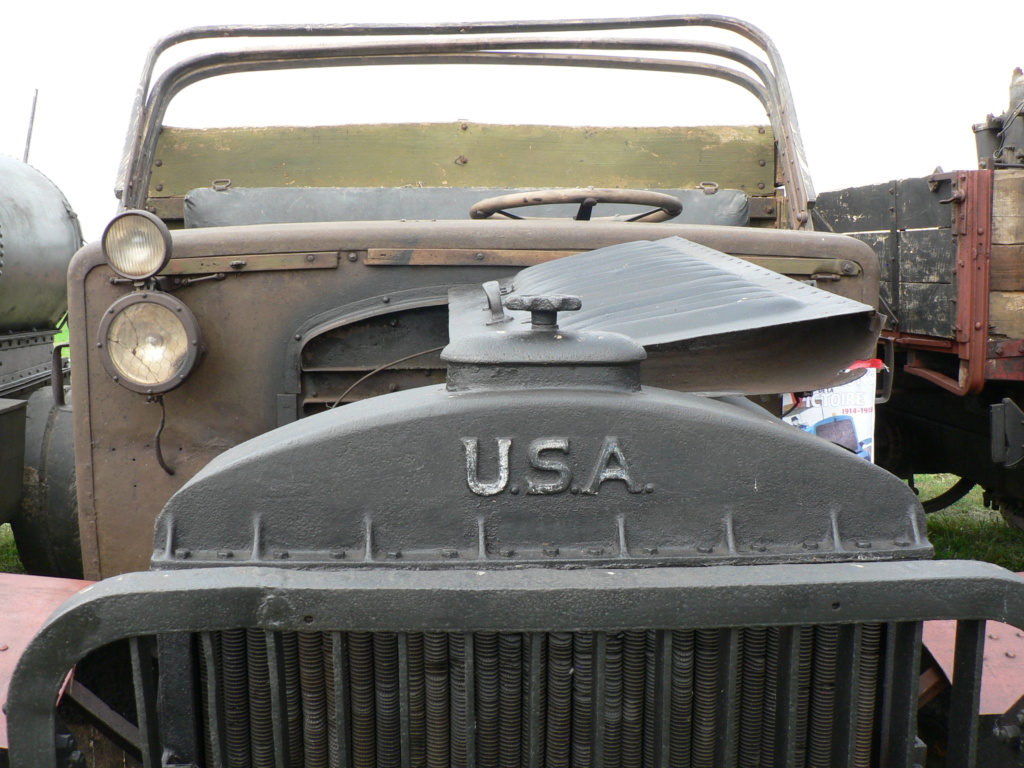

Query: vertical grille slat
[281,632,304,768]
[327,631,352,768]
[601,632,622,768]
[349,632,377,768]
[620,630,646,768]
[424,632,450,768]
[200,632,228,768]
[738,627,767,767]
[691,629,719,768]
[245,629,274,768]
[525,632,547,768]
[475,632,501,768]
[265,632,292,768]
[668,630,695,768]
[546,631,573,768]
[641,631,657,768]
[373,632,402,768]
[188,622,921,768]
[808,624,839,768]
[129,635,161,768]
[571,632,595,768]
[854,624,883,768]
[299,631,329,768]
[221,628,251,768]
[405,632,427,768]
[946,619,986,768]
[498,633,524,768]
[713,629,741,768]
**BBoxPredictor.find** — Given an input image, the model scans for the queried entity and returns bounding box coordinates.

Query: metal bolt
[543,547,560,557]
[644,484,655,494]
[387,550,402,559]
[217,550,233,559]
[306,254,316,263]
[766,206,775,215]
[587,547,605,556]
[1008,651,1017,659]
[570,486,580,494]
[273,550,290,560]
[841,261,857,275]
[990,633,1000,640]
[229,260,246,270]
[347,252,358,262]
[295,334,302,341]
[331,551,346,559]
[758,159,766,167]
[500,548,515,557]
[441,548,459,559]
[696,545,713,554]
[855,541,871,549]
[155,184,164,192]
[461,123,469,130]
[757,182,765,190]
[382,296,390,304]
[643,547,658,555]
[758,127,766,134]
[509,485,520,495]
[174,549,191,559]
[802,540,819,550]
[752,543,766,552]
[0,645,9,652]
[154,159,163,167]
[475,252,485,261]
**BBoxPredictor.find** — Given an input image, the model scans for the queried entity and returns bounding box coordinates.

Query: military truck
[816,69,1024,525]
[4,16,1024,768]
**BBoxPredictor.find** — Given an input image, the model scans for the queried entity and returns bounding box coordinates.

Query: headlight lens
[98,292,201,394]
[101,210,171,280]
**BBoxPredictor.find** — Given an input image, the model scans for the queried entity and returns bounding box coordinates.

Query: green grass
[922,474,1024,571]
[0,523,25,574]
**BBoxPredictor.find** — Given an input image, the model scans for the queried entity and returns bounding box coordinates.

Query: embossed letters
[462,436,643,497]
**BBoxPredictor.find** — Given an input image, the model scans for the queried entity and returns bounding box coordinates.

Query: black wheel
[910,475,977,515]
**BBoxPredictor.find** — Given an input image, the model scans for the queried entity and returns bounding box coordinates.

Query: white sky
[1,2,1017,240]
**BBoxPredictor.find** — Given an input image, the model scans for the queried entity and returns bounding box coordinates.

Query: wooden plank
[993,169,1024,245]
[150,122,774,198]
[813,182,892,233]
[990,244,1024,291]
[900,282,955,338]
[990,291,1024,338]
[896,177,952,230]
[898,229,955,284]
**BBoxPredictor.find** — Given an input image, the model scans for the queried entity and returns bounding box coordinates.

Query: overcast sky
[1,2,1017,240]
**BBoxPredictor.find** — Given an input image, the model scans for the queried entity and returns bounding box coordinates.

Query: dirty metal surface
[366,248,578,267]
[923,618,1024,715]
[158,251,340,275]
[0,573,92,749]
[477,237,877,346]
[69,220,880,579]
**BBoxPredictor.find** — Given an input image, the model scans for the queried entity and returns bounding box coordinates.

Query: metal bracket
[991,398,1024,467]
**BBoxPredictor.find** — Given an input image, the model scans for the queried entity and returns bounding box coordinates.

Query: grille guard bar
[9,559,1023,767]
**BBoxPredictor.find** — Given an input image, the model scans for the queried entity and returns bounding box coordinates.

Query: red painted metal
[900,170,993,395]
[0,572,92,749]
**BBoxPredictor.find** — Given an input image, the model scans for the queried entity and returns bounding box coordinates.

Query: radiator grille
[193,624,890,768]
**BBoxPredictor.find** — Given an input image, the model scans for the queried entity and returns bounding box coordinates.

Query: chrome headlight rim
[101,209,172,280]
[96,291,202,395]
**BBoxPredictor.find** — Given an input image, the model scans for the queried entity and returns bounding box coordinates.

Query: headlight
[97,292,201,394]
[101,210,172,280]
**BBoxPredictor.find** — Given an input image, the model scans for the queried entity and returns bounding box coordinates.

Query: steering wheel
[469,188,682,223]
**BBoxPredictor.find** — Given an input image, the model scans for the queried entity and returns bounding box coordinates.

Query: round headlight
[97,292,201,394]
[101,210,172,280]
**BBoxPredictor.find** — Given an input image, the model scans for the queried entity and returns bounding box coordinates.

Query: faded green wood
[149,122,774,200]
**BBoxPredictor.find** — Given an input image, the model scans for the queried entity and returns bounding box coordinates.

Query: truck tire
[10,386,81,578]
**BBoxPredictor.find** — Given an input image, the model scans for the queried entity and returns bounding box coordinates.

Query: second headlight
[97,292,201,394]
